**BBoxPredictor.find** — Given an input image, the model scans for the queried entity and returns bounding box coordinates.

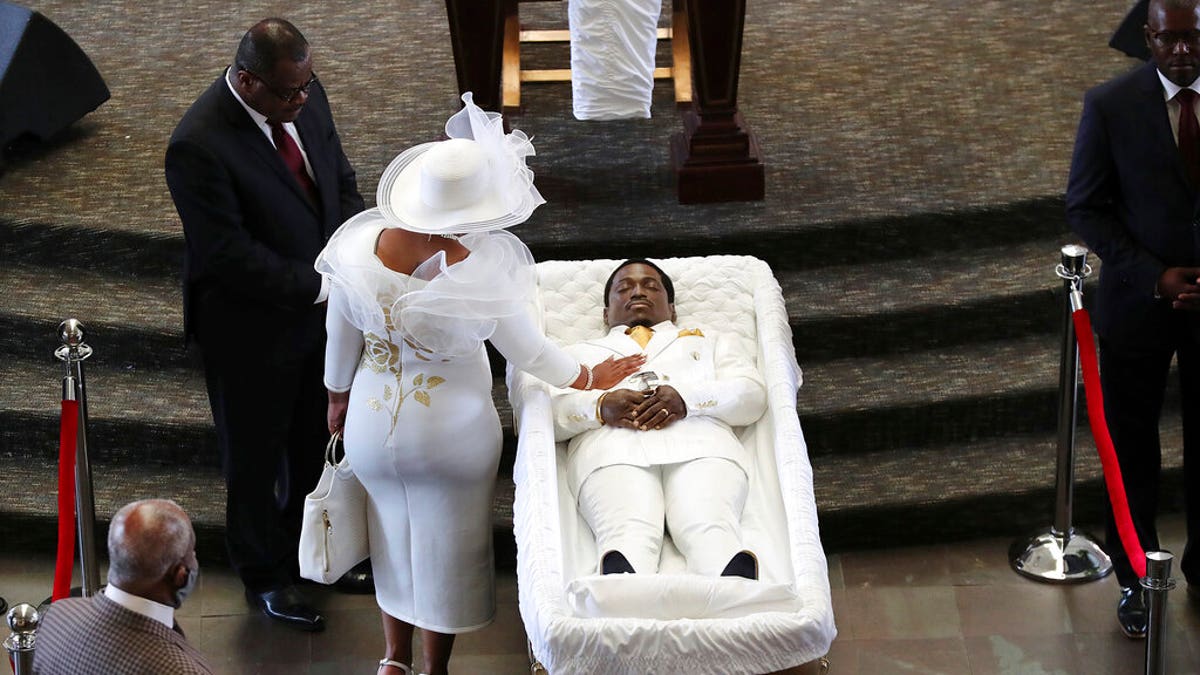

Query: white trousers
[577,457,748,575]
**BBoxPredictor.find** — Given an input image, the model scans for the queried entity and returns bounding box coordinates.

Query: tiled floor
[2,515,1196,674]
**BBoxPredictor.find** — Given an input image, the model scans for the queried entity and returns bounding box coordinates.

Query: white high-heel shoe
[378,659,413,674]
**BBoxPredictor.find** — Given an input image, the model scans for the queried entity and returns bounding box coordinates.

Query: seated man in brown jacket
[33,499,212,674]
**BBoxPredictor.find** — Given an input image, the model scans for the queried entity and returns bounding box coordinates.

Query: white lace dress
[317,211,578,632]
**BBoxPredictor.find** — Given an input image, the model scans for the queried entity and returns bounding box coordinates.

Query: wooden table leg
[444,0,507,112]
[669,0,765,204]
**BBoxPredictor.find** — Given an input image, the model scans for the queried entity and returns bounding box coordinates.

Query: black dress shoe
[334,566,375,594]
[601,550,635,574]
[246,585,325,632]
[720,550,759,580]
[1117,585,1147,639]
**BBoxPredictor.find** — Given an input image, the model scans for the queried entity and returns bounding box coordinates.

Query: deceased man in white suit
[551,259,767,578]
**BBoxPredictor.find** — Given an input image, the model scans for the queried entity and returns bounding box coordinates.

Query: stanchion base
[1010,528,1112,583]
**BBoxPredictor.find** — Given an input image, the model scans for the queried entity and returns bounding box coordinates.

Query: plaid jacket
[31,593,212,674]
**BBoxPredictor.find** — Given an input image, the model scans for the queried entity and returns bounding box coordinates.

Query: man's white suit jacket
[552,320,767,495]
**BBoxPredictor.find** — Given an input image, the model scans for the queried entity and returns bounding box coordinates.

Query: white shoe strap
[378,659,413,674]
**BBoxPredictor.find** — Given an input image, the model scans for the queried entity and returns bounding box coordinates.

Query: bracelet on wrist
[595,391,609,425]
[584,365,594,390]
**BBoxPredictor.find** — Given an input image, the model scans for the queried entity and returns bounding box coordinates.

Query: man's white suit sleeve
[671,333,766,427]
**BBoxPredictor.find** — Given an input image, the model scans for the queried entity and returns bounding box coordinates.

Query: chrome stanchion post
[1010,245,1113,582]
[1142,551,1175,675]
[4,603,41,675]
[55,319,100,597]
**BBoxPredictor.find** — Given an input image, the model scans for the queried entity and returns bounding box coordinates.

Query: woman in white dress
[317,94,643,675]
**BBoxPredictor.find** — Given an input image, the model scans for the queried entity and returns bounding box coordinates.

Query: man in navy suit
[1067,0,1200,639]
[165,18,367,631]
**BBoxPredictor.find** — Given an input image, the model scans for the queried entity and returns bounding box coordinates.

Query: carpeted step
[0,357,517,469]
[0,262,184,367]
[0,218,180,279]
[798,334,1180,457]
[0,196,1068,285]
[5,422,1181,560]
[814,424,1188,551]
[3,234,1098,374]
[6,327,1151,470]
[784,238,1096,363]
[0,452,518,567]
[0,358,213,466]
[0,332,1078,471]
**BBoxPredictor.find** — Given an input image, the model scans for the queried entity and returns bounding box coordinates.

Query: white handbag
[299,431,370,584]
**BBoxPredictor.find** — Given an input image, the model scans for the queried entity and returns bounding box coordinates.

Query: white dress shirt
[104,583,175,629]
[1156,70,1200,145]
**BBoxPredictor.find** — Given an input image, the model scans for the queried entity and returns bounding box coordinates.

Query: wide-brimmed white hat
[376,92,545,235]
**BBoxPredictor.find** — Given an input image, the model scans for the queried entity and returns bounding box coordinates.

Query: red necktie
[1176,89,1200,186]
[269,121,320,205]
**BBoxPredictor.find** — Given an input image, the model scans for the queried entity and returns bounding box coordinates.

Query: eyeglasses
[1150,30,1200,49]
[239,66,318,103]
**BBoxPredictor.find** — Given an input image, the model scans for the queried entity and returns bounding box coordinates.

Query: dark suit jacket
[1066,61,1200,349]
[165,71,365,366]
[32,593,213,674]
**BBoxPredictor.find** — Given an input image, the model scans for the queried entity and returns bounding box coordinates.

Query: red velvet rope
[1072,309,1148,579]
[53,399,79,602]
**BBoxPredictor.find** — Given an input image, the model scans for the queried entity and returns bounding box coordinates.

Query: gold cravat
[626,325,654,349]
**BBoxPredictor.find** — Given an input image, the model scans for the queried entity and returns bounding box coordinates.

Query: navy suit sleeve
[332,127,365,222]
[302,80,365,223]
[165,137,323,308]
[1066,89,1166,297]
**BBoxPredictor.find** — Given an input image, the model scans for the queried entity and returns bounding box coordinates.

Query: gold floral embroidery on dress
[359,329,450,440]
[404,337,435,362]
[381,303,398,333]
[362,332,401,374]
[410,373,446,407]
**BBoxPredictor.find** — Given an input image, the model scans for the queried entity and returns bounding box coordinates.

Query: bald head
[235,18,309,76]
[106,499,194,588]
[230,18,314,124]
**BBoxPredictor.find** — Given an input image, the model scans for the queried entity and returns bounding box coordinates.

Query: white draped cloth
[569,0,663,120]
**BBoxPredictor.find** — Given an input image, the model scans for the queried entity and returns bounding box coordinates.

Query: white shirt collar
[1156,69,1200,102]
[225,66,269,128]
[224,66,304,150]
[104,583,175,629]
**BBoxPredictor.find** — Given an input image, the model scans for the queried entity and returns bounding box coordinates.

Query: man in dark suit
[1067,0,1200,639]
[33,499,212,674]
[165,18,367,631]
